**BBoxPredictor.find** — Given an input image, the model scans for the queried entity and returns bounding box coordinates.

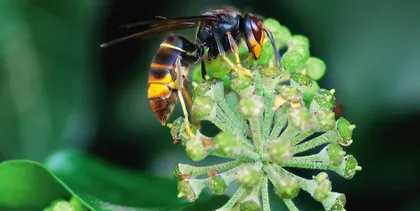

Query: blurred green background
[1,0,420,210]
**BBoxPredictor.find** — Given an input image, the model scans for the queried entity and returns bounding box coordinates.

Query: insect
[100,7,282,138]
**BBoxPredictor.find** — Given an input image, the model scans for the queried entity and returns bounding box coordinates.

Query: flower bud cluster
[168,18,361,211]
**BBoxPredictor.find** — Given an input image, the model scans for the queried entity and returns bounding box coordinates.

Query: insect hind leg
[176,56,195,137]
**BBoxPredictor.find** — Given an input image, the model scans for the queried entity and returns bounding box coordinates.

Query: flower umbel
[170,18,362,210]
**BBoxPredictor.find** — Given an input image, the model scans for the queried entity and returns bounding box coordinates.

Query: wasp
[101,8,282,138]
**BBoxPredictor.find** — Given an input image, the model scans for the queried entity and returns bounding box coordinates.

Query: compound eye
[250,16,264,44]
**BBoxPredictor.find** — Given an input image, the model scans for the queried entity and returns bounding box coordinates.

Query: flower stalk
[169,18,362,210]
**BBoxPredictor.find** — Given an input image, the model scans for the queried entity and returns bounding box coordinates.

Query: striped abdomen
[148,35,195,125]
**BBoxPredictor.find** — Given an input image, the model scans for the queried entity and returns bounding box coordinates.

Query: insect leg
[226,32,242,65]
[176,56,194,137]
[214,34,254,78]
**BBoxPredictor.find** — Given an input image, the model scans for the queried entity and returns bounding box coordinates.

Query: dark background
[1,0,420,210]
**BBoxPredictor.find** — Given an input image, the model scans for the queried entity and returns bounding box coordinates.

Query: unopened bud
[177,179,205,202]
[231,72,253,93]
[272,175,300,199]
[239,95,265,118]
[278,85,301,103]
[267,137,294,164]
[239,199,261,211]
[321,192,346,211]
[336,117,356,142]
[314,109,336,131]
[288,107,313,131]
[208,175,228,195]
[263,18,291,48]
[191,79,214,100]
[185,136,208,161]
[302,80,320,106]
[287,35,310,49]
[305,57,326,81]
[341,155,362,179]
[213,131,239,157]
[327,142,346,166]
[312,172,332,202]
[191,96,216,120]
[236,164,262,189]
[313,89,336,110]
[260,66,282,78]
[290,72,313,87]
[282,46,310,72]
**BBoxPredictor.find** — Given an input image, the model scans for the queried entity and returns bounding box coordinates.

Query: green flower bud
[288,107,313,131]
[327,142,346,166]
[213,131,239,157]
[314,109,336,131]
[267,137,294,164]
[239,199,261,211]
[236,164,262,189]
[313,89,336,110]
[238,95,265,118]
[263,18,292,48]
[278,85,301,103]
[191,96,216,120]
[290,72,313,87]
[321,192,346,211]
[192,79,214,101]
[305,57,326,81]
[185,135,208,161]
[177,179,206,202]
[287,35,310,48]
[231,72,253,93]
[272,175,300,199]
[282,46,310,72]
[260,66,282,78]
[302,80,320,106]
[336,117,356,142]
[170,117,188,143]
[341,155,362,179]
[312,172,332,202]
[208,175,228,195]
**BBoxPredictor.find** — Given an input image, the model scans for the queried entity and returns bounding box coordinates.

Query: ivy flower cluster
[168,18,362,211]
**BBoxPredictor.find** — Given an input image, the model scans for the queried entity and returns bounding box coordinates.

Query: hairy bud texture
[170,18,362,211]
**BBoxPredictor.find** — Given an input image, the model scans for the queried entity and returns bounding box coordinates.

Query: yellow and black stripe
[148,35,193,125]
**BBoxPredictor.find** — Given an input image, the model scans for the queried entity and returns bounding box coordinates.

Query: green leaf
[0,149,229,211]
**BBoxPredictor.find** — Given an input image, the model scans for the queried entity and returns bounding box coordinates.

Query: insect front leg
[214,34,254,78]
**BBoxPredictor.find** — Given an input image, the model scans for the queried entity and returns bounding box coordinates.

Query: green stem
[291,130,315,145]
[278,125,299,142]
[262,87,275,140]
[215,187,246,211]
[285,154,320,164]
[249,117,263,154]
[220,165,244,184]
[261,176,271,211]
[213,81,248,131]
[283,199,299,211]
[294,131,339,154]
[269,105,288,139]
[210,115,254,150]
[177,159,243,177]
[282,162,335,172]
